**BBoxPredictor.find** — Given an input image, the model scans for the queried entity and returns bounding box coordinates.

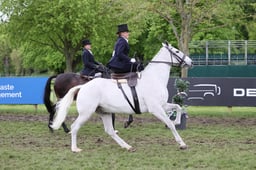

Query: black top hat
[82,39,91,46]
[116,24,130,34]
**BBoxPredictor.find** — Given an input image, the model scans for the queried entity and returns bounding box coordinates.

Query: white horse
[51,42,193,152]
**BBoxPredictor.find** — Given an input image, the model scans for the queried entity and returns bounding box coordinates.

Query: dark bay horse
[43,73,89,133]
[44,72,133,133]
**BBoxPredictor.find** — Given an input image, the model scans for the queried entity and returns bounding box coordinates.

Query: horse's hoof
[72,148,82,153]
[49,128,54,133]
[64,129,70,133]
[179,145,188,150]
[128,147,136,152]
[124,122,129,128]
[48,124,54,133]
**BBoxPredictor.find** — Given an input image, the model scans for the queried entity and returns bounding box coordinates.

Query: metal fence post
[245,40,247,65]
[206,41,208,65]
[228,40,231,65]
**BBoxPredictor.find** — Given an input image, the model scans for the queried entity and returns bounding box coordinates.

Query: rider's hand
[130,58,136,63]
[97,64,105,72]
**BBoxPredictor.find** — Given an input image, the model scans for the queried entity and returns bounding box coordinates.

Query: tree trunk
[65,55,73,72]
[64,48,73,72]
[63,40,78,73]
[178,1,192,78]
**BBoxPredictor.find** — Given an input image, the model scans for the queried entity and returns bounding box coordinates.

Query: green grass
[0,105,256,170]
[187,106,256,117]
[0,104,77,116]
[1,104,256,117]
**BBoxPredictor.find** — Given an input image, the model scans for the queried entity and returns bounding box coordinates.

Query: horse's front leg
[149,103,187,149]
[100,113,135,152]
[163,103,182,125]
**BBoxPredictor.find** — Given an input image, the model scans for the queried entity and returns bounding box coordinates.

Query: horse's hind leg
[70,112,93,152]
[100,113,134,151]
[124,115,133,128]
[112,113,115,129]
[48,110,55,133]
[61,123,70,133]
[48,105,70,133]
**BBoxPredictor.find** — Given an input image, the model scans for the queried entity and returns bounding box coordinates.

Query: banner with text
[168,78,256,106]
[0,77,48,104]
[1,77,255,106]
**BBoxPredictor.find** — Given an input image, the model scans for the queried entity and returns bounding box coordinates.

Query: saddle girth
[112,72,141,114]
[117,82,141,114]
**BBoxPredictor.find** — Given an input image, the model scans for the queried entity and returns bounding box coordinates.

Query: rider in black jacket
[81,39,103,76]
[107,24,143,73]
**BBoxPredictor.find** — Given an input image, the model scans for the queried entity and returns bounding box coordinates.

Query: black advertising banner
[167,78,256,106]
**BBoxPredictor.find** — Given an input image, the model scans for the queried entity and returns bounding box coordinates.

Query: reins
[149,46,186,67]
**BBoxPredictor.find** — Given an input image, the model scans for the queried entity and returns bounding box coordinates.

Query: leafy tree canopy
[0,0,255,76]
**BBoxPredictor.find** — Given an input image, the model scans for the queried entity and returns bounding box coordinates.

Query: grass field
[0,105,256,170]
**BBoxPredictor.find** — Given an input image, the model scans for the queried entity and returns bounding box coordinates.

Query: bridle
[149,46,187,67]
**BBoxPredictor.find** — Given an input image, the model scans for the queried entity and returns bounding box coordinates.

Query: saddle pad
[111,72,139,87]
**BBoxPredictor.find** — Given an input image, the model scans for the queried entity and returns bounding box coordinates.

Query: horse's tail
[51,85,83,130]
[43,75,57,114]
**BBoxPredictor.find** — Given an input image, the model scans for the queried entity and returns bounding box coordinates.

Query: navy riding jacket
[81,49,99,76]
[107,37,133,72]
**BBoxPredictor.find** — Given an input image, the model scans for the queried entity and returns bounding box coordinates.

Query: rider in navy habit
[81,39,102,76]
[107,24,143,73]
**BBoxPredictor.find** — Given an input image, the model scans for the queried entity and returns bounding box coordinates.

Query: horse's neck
[143,63,171,85]
[142,48,171,85]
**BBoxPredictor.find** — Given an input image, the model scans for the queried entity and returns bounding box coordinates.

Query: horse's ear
[162,41,169,47]
[164,41,169,46]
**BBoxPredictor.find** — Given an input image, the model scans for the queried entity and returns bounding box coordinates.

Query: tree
[0,0,120,72]
[1,0,254,75]
[238,0,256,40]
[0,23,12,76]
[107,0,247,77]
[144,0,246,76]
